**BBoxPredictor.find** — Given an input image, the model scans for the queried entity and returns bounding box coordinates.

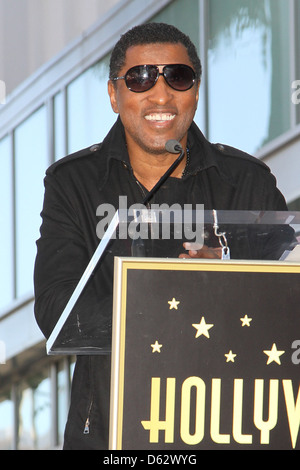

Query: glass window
[150,0,202,127]
[0,397,14,450]
[14,106,49,297]
[288,197,300,211]
[57,361,70,445]
[18,387,34,449]
[151,0,199,48]
[208,0,290,154]
[67,56,116,153]
[18,373,51,450]
[0,135,14,308]
[54,91,66,161]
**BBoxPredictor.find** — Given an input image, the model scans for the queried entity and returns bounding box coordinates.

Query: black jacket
[34,117,289,449]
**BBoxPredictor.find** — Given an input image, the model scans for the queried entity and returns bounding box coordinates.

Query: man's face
[108,43,200,155]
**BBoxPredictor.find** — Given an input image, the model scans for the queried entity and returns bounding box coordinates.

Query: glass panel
[151,0,199,51]
[0,135,14,307]
[18,373,51,450]
[32,375,51,449]
[54,91,66,161]
[208,0,290,154]
[14,106,48,297]
[46,210,299,355]
[0,397,14,450]
[67,56,115,153]
[18,387,34,449]
[288,197,300,211]
[57,362,69,445]
[150,0,202,127]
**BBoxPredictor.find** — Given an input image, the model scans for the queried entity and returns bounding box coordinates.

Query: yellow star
[151,340,162,353]
[225,350,237,363]
[192,317,214,339]
[263,343,285,365]
[168,298,180,310]
[240,315,252,327]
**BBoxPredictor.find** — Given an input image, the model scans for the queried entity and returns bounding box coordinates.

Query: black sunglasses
[111,64,196,93]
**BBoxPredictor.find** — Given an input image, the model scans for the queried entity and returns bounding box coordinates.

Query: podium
[46,210,300,450]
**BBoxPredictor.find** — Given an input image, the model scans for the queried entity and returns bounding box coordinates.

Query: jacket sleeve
[34,169,112,351]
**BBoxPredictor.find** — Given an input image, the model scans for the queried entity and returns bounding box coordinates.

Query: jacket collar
[187,121,236,186]
[101,116,130,164]
[99,116,235,186]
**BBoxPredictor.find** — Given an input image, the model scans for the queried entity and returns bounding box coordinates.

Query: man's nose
[147,75,173,104]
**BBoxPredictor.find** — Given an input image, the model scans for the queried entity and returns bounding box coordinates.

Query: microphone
[165,139,184,155]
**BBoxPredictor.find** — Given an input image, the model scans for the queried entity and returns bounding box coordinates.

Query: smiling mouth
[144,113,175,122]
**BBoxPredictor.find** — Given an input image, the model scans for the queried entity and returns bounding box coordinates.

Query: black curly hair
[109,22,202,83]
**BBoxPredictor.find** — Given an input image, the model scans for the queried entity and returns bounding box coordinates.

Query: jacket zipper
[83,398,93,434]
[83,356,94,435]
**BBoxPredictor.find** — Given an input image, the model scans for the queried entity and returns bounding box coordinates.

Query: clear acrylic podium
[46,210,300,450]
[46,210,299,355]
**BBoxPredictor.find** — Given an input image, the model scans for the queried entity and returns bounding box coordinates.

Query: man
[34,23,291,450]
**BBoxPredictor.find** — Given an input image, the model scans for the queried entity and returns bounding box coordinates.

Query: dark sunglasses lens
[164,64,195,91]
[125,65,157,92]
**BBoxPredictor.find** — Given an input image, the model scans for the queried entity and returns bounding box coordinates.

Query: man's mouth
[144,113,176,122]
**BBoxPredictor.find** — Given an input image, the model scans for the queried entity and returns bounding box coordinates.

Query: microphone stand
[142,143,185,206]
[131,142,185,256]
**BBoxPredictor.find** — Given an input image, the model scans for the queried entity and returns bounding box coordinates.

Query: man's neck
[128,148,187,191]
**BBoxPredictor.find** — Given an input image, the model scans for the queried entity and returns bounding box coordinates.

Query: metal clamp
[213,209,230,260]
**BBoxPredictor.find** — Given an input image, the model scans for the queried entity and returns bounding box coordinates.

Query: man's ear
[195,80,200,108]
[107,80,119,114]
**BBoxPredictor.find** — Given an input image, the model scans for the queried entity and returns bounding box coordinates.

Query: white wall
[0,0,120,95]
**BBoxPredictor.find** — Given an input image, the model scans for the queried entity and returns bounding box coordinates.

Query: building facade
[1,0,300,449]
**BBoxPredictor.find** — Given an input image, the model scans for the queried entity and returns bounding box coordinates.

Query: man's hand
[179,242,222,259]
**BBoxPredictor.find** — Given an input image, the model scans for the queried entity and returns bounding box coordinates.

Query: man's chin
[140,139,181,155]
